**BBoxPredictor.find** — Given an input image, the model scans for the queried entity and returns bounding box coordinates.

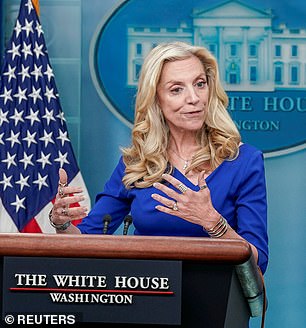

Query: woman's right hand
[50,168,88,232]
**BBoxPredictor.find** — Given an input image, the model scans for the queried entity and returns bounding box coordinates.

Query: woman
[50,42,268,274]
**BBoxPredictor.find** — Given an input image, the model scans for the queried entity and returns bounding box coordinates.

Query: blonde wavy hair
[122,41,240,188]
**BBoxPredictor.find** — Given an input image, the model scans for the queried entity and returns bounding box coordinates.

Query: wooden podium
[0,234,264,327]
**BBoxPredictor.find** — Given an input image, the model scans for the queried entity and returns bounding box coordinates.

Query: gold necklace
[170,149,194,170]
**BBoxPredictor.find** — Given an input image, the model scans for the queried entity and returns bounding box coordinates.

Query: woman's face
[157,56,209,134]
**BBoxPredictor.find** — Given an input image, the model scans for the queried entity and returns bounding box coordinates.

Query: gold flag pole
[32,0,40,16]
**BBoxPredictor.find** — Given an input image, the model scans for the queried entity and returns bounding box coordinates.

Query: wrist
[204,215,228,238]
[204,210,222,231]
[49,209,71,231]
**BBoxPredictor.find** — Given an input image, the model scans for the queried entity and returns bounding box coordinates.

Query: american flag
[0,0,90,233]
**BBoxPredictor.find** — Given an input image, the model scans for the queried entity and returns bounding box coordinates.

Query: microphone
[102,214,112,234]
[123,215,133,235]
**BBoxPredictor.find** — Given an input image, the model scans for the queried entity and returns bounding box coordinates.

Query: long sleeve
[77,157,132,234]
[235,150,269,273]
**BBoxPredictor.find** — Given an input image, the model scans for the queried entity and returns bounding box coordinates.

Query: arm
[50,158,132,235]
[152,151,268,273]
[233,150,268,272]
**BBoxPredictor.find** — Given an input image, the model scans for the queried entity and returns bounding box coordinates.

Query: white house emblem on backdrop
[90,0,306,157]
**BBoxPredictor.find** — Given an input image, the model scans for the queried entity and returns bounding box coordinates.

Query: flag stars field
[0,0,89,232]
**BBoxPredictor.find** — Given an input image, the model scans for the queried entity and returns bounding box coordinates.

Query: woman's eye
[196,80,207,88]
[170,87,183,94]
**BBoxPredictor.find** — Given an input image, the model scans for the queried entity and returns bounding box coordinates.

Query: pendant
[183,161,188,170]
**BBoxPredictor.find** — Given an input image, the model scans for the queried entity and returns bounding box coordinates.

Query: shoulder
[118,156,126,169]
[232,144,265,181]
[108,156,126,180]
[234,143,264,165]
[95,156,127,202]
[220,143,264,174]
[238,143,263,157]
[101,156,126,188]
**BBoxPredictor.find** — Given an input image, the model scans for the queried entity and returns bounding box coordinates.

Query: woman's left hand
[151,172,220,230]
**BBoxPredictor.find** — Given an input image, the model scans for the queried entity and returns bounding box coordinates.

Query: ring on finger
[200,184,208,190]
[178,183,188,194]
[172,202,178,211]
[58,187,65,198]
[58,182,67,198]
[61,207,69,216]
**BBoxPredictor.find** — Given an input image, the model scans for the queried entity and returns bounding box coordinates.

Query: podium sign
[3,257,182,325]
[0,234,263,327]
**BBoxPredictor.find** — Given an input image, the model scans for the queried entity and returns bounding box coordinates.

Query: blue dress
[77,143,268,273]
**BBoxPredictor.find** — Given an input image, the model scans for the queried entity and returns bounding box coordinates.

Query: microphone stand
[123,215,133,235]
[102,214,112,234]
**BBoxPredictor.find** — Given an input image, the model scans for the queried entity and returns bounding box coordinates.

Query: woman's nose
[186,86,200,104]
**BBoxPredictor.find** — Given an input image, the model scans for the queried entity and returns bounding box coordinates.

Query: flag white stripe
[0,172,91,234]
[0,198,19,233]
[35,202,55,233]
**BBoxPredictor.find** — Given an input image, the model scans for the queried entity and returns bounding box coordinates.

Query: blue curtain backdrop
[1,0,306,327]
